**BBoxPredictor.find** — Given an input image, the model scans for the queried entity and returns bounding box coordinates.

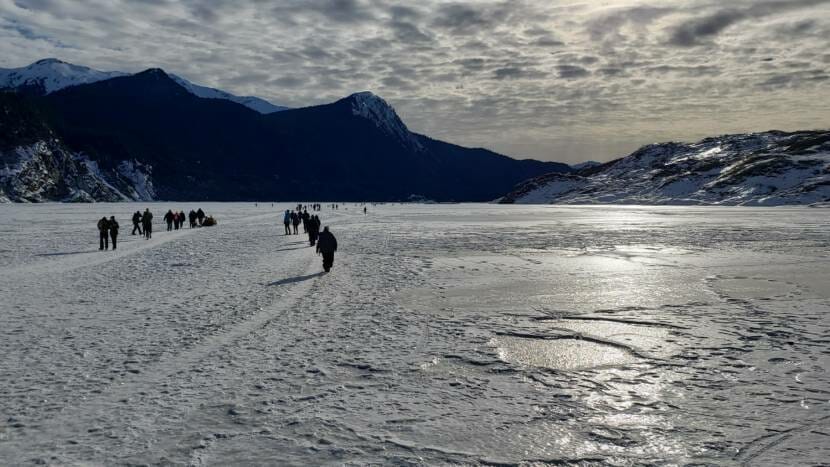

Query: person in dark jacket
[142,208,153,239]
[316,226,338,272]
[131,211,142,235]
[97,217,110,250]
[196,208,205,226]
[291,211,300,235]
[189,210,197,228]
[109,216,119,250]
[307,215,320,246]
[301,210,310,233]
[164,210,174,231]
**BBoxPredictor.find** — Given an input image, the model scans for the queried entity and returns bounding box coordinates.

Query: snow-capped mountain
[1,68,565,202]
[500,131,830,206]
[169,74,287,113]
[0,58,127,95]
[346,91,423,151]
[0,59,287,114]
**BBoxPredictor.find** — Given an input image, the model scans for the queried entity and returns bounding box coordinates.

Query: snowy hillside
[348,91,423,151]
[0,59,287,114]
[0,141,155,203]
[0,58,126,94]
[170,74,288,113]
[501,131,830,206]
[0,93,154,202]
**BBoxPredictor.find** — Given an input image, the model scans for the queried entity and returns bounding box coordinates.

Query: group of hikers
[129,208,211,239]
[284,206,338,272]
[96,203,338,273]
[98,208,211,246]
[283,208,321,237]
[96,216,120,250]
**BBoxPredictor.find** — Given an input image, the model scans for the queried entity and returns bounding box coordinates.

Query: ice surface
[0,203,828,465]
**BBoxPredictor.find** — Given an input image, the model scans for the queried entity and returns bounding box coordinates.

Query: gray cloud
[557,65,590,79]
[668,0,830,46]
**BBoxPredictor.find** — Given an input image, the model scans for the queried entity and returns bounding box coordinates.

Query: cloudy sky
[1,0,828,163]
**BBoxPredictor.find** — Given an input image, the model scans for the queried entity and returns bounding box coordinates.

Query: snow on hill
[0,59,287,114]
[0,93,155,203]
[0,140,156,203]
[570,160,601,170]
[0,58,126,94]
[169,74,287,113]
[501,131,830,206]
[347,91,424,151]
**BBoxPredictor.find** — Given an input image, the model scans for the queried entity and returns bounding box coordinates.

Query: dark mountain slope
[8,69,567,201]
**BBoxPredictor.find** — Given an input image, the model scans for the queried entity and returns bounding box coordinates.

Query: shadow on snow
[266,271,325,287]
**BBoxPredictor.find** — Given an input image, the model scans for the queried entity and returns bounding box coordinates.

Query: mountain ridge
[0,59,288,114]
[500,130,830,206]
[1,64,569,202]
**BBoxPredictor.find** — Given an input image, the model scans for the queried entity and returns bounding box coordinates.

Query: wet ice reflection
[492,336,640,370]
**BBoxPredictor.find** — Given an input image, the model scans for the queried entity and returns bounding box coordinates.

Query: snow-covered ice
[0,203,828,465]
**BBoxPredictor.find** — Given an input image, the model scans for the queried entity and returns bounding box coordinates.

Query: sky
[1,0,829,164]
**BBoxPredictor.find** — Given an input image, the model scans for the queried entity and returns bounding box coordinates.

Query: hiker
[109,216,119,250]
[291,211,300,235]
[307,214,320,246]
[189,210,197,228]
[131,211,142,235]
[283,210,291,235]
[164,210,174,231]
[302,209,310,233]
[363,206,367,215]
[316,226,338,272]
[97,217,110,250]
[142,208,153,239]
[196,208,205,226]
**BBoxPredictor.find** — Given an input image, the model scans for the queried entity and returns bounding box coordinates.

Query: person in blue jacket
[283,210,291,235]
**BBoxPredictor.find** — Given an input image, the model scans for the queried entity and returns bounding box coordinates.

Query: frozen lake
[1,203,829,465]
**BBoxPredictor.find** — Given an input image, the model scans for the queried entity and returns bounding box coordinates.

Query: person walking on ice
[131,211,142,235]
[108,216,119,250]
[97,217,110,250]
[283,210,291,235]
[291,211,300,235]
[142,208,153,239]
[307,214,320,246]
[316,226,338,272]
[164,210,175,231]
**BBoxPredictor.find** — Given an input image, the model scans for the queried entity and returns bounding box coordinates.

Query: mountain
[0,59,287,114]
[0,58,127,95]
[500,131,830,205]
[2,68,567,202]
[169,74,288,113]
[0,92,153,202]
[570,160,601,170]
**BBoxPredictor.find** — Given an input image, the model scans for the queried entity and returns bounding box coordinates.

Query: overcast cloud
[1,0,828,163]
